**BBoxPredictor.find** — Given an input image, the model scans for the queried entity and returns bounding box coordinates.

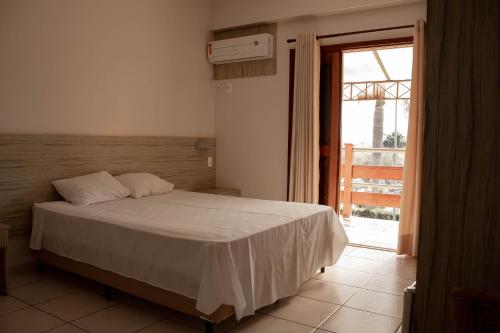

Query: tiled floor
[0,247,416,333]
[340,216,399,250]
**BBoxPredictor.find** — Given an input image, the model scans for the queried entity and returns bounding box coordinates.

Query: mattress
[30,190,348,319]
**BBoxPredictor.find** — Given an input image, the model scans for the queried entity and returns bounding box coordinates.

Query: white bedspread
[30,190,348,319]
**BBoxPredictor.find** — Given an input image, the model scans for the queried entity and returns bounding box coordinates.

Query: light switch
[208,156,213,168]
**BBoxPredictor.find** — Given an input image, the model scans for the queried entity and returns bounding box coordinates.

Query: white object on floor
[401,281,416,333]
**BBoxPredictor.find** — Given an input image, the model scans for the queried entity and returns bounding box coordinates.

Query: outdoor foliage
[352,206,400,221]
[383,131,407,148]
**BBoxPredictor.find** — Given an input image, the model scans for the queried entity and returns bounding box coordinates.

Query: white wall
[215,2,426,200]
[210,0,422,30]
[0,0,214,137]
[0,0,427,201]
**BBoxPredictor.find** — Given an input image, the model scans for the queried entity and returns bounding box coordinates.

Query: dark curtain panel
[326,52,342,212]
[319,63,332,146]
[319,52,342,211]
[415,0,500,332]
[319,62,332,205]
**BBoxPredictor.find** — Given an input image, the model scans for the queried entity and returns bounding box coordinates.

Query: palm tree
[371,50,389,166]
[372,99,385,165]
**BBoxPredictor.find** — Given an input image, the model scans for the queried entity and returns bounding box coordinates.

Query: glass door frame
[287,36,413,211]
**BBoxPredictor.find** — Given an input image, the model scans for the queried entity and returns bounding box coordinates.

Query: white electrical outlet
[208,156,213,168]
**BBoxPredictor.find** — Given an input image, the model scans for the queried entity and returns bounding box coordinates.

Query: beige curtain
[288,33,320,204]
[397,20,426,256]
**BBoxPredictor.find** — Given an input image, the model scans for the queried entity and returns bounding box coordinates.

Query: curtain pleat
[288,34,320,204]
[397,20,426,256]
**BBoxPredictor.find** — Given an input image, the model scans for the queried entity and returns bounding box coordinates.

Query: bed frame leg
[320,266,325,273]
[104,286,112,301]
[204,320,214,333]
[37,260,45,274]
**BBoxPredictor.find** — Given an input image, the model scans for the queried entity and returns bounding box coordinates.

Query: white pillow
[115,173,174,198]
[52,171,130,206]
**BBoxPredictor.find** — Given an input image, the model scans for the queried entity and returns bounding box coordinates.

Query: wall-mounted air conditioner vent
[207,33,273,64]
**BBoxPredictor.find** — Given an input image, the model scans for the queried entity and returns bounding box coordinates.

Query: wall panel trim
[0,134,216,235]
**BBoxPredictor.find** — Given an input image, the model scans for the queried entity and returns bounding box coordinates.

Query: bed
[30,190,348,330]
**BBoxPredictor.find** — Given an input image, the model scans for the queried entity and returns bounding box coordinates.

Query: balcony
[340,143,404,250]
[340,216,399,249]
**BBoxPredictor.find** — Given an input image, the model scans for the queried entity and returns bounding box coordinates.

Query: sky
[343,47,413,82]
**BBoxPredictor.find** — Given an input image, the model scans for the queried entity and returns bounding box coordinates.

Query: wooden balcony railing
[340,143,404,218]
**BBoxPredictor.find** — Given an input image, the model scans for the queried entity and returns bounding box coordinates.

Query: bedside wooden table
[0,223,9,294]
[195,187,241,197]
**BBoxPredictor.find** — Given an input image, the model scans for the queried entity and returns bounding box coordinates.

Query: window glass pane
[339,45,413,229]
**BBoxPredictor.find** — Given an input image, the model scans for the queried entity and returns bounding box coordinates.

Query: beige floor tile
[120,297,234,333]
[0,295,28,315]
[334,256,381,273]
[72,303,162,333]
[340,217,398,250]
[298,279,358,305]
[320,307,401,333]
[363,240,398,249]
[345,234,369,245]
[115,290,207,330]
[261,296,339,327]
[363,274,413,296]
[315,266,372,287]
[345,289,404,318]
[349,248,395,261]
[136,318,200,332]
[0,306,64,333]
[146,311,237,333]
[9,270,47,289]
[340,246,357,256]
[37,289,116,321]
[375,261,416,280]
[46,324,88,333]
[161,310,205,331]
[392,255,417,267]
[9,278,79,305]
[230,314,314,333]
[214,315,240,333]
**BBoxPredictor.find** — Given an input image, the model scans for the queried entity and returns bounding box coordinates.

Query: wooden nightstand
[195,187,241,197]
[0,223,9,294]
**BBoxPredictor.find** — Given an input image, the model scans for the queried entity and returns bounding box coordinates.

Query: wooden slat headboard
[0,134,215,235]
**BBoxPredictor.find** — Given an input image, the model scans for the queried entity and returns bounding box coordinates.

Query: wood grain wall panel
[0,135,215,235]
[213,23,277,80]
[414,0,500,332]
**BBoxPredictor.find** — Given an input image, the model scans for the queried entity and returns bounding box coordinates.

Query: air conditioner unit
[207,33,273,64]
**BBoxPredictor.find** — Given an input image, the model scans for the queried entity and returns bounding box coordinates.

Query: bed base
[32,250,327,333]
[31,250,233,332]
